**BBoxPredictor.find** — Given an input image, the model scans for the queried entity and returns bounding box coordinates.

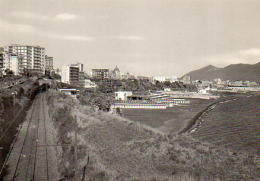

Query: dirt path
[3,92,60,181]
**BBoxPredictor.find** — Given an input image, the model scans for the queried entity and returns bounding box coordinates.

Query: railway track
[3,93,51,181]
[0,99,37,177]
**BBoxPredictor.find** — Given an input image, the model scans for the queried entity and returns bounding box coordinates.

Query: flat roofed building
[3,53,22,75]
[115,91,133,101]
[4,44,45,75]
[92,69,110,80]
[71,63,84,72]
[61,65,79,85]
[45,55,53,71]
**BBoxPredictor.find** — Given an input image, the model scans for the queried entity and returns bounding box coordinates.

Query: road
[3,92,60,181]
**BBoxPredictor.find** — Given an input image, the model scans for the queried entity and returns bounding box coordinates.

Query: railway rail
[2,93,52,181]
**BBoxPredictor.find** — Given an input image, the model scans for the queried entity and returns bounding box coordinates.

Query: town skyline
[1,0,260,76]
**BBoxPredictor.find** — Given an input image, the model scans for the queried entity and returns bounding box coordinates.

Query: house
[115,91,133,101]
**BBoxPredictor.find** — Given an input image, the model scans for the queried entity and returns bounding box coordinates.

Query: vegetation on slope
[0,80,48,179]
[47,91,259,181]
[191,94,260,155]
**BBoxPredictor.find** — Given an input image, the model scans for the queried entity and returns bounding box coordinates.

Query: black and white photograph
[0,0,259,180]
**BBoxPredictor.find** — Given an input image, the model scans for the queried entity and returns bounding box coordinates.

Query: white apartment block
[3,54,21,75]
[61,65,80,85]
[4,44,46,75]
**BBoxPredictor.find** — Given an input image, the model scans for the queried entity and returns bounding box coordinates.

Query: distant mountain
[184,62,260,81]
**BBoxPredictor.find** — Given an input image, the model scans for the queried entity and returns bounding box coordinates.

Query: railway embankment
[46,90,259,181]
[0,80,48,179]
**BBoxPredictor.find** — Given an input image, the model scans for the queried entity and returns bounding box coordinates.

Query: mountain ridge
[184,62,260,81]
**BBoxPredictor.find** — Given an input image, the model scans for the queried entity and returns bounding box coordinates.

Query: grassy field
[191,94,260,155]
[46,91,259,181]
[122,99,216,134]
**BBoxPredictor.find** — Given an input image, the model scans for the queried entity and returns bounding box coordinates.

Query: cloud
[9,11,80,22]
[10,11,50,21]
[0,18,36,33]
[116,35,144,40]
[0,18,92,42]
[54,13,80,21]
[47,33,93,41]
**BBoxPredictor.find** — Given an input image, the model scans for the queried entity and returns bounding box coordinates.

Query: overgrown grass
[47,90,260,181]
[192,94,260,155]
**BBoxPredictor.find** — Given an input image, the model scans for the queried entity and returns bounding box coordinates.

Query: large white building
[152,76,178,83]
[115,91,133,101]
[61,65,80,85]
[4,44,46,75]
[3,54,21,75]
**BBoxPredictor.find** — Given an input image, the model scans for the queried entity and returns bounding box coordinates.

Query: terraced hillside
[191,94,260,155]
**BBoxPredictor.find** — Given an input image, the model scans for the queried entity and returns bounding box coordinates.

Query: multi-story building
[71,63,84,86]
[3,54,22,75]
[71,63,84,72]
[45,55,53,71]
[92,69,110,80]
[61,65,80,85]
[4,44,45,75]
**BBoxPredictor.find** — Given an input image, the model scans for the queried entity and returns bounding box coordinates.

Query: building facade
[61,65,80,85]
[84,79,97,88]
[45,55,53,71]
[71,63,84,72]
[3,54,21,75]
[115,91,133,101]
[92,69,110,80]
[153,76,178,83]
[4,44,45,75]
[71,63,84,86]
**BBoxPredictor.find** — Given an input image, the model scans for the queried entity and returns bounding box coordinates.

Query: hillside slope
[184,62,260,81]
[191,94,260,155]
[46,90,259,181]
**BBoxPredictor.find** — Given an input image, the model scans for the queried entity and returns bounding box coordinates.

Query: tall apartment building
[92,69,110,80]
[4,44,45,75]
[3,54,21,75]
[61,65,80,85]
[71,63,84,86]
[45,55,53,71]
[71,63,84,72]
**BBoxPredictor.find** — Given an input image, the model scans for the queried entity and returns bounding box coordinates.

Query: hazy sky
[0,0,260,76]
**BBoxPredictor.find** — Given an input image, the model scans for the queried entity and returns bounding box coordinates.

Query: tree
[4,69,14,76]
